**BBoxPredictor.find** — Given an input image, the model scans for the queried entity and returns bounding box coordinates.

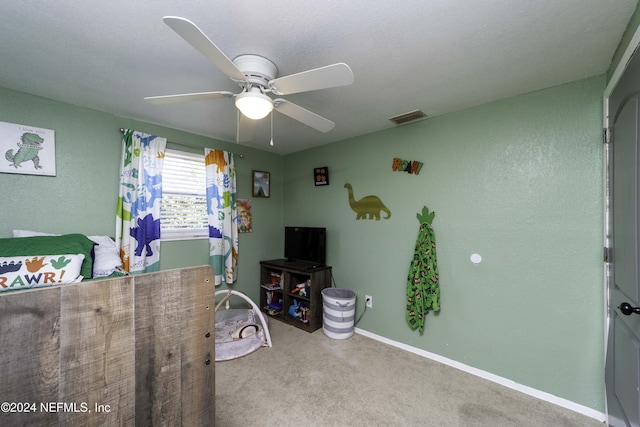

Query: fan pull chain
[236,109,240,144]
[270,110,274,146]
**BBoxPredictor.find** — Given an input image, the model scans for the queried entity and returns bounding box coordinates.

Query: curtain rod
[119,128,244,158]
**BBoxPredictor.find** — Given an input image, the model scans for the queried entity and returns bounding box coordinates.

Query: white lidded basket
[321,288,356,339]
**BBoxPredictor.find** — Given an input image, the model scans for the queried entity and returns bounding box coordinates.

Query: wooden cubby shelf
[259,259,332,332]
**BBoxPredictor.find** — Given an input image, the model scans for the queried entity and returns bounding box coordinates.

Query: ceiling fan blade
[269,63,354,95]
[163,16,247,82]
[236,110,256,143]
[273,99,335,132]
[144,91,234,105]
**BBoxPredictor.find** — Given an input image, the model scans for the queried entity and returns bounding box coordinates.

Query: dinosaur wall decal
[344,183,391,220]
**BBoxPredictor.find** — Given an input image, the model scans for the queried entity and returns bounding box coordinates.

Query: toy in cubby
[269,272,281,289]
[288,299,310,323]
[265,290,283,315]
[290,279,311,297]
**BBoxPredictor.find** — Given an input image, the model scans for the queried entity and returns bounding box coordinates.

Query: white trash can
[321,288,356,339]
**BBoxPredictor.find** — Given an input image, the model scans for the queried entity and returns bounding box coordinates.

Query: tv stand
[259,259,332,332]
[284,259,324,270]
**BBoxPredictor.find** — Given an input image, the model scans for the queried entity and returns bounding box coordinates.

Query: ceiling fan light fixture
[235,90,273,120]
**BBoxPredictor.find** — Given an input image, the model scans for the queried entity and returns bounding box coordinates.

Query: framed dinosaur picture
[0,120,56,176]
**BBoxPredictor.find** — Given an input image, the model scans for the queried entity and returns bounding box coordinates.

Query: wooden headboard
[0,265,216,426]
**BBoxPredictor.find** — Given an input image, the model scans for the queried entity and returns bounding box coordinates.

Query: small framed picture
[252,170,270,198]
[237,199,252,232]
[314,166,329,186]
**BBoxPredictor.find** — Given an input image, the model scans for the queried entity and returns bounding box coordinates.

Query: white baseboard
[354,327,606,422]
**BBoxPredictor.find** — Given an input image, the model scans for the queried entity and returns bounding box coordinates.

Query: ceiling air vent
[388,109,428,125]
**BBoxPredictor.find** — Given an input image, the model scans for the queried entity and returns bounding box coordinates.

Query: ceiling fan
[145,16,354,142]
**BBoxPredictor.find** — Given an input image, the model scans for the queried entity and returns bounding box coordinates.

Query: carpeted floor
[215,320,604,426]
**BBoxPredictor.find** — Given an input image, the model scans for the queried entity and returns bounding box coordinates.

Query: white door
[605,43,640,427]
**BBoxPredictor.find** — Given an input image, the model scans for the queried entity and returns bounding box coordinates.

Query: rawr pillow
[0,234,95,279]
[12,230,122,277]
[0,253,85,292]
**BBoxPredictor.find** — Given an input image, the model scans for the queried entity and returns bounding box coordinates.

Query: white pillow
[0,253,85,291]
[12,230,122,277]
[87,235,123,277]
[12,230,51,237]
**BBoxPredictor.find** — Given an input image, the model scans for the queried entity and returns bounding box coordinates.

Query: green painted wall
[0,68,624,413]
[283,76,605,410]
[0,86,283,301]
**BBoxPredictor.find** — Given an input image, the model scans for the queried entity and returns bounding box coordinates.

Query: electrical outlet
[365,295,373,308]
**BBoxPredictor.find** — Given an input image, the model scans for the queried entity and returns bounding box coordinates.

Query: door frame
[603,23,640,423]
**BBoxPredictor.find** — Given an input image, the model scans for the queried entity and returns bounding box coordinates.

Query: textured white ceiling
[0,1,637,154]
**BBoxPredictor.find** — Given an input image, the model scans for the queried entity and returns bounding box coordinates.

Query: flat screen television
[284,226,326,266]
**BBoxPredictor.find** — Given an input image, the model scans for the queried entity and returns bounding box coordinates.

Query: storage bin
[321,288,356,339]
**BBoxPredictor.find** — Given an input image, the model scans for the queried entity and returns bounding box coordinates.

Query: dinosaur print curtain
[205,148,238,285]
[116,130,166,274]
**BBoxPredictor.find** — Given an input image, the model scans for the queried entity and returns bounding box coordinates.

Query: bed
[0,233,216,426]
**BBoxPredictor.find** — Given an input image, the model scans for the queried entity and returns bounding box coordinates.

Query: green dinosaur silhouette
[344,183,391,220]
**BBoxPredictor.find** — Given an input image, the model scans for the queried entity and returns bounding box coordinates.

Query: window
[160,149,208,240]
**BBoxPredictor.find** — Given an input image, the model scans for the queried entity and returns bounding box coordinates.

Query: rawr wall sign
[0,121,56,176]
[392,157,423,175]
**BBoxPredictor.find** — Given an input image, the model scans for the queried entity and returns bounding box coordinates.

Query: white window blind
[160,149,208,240]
